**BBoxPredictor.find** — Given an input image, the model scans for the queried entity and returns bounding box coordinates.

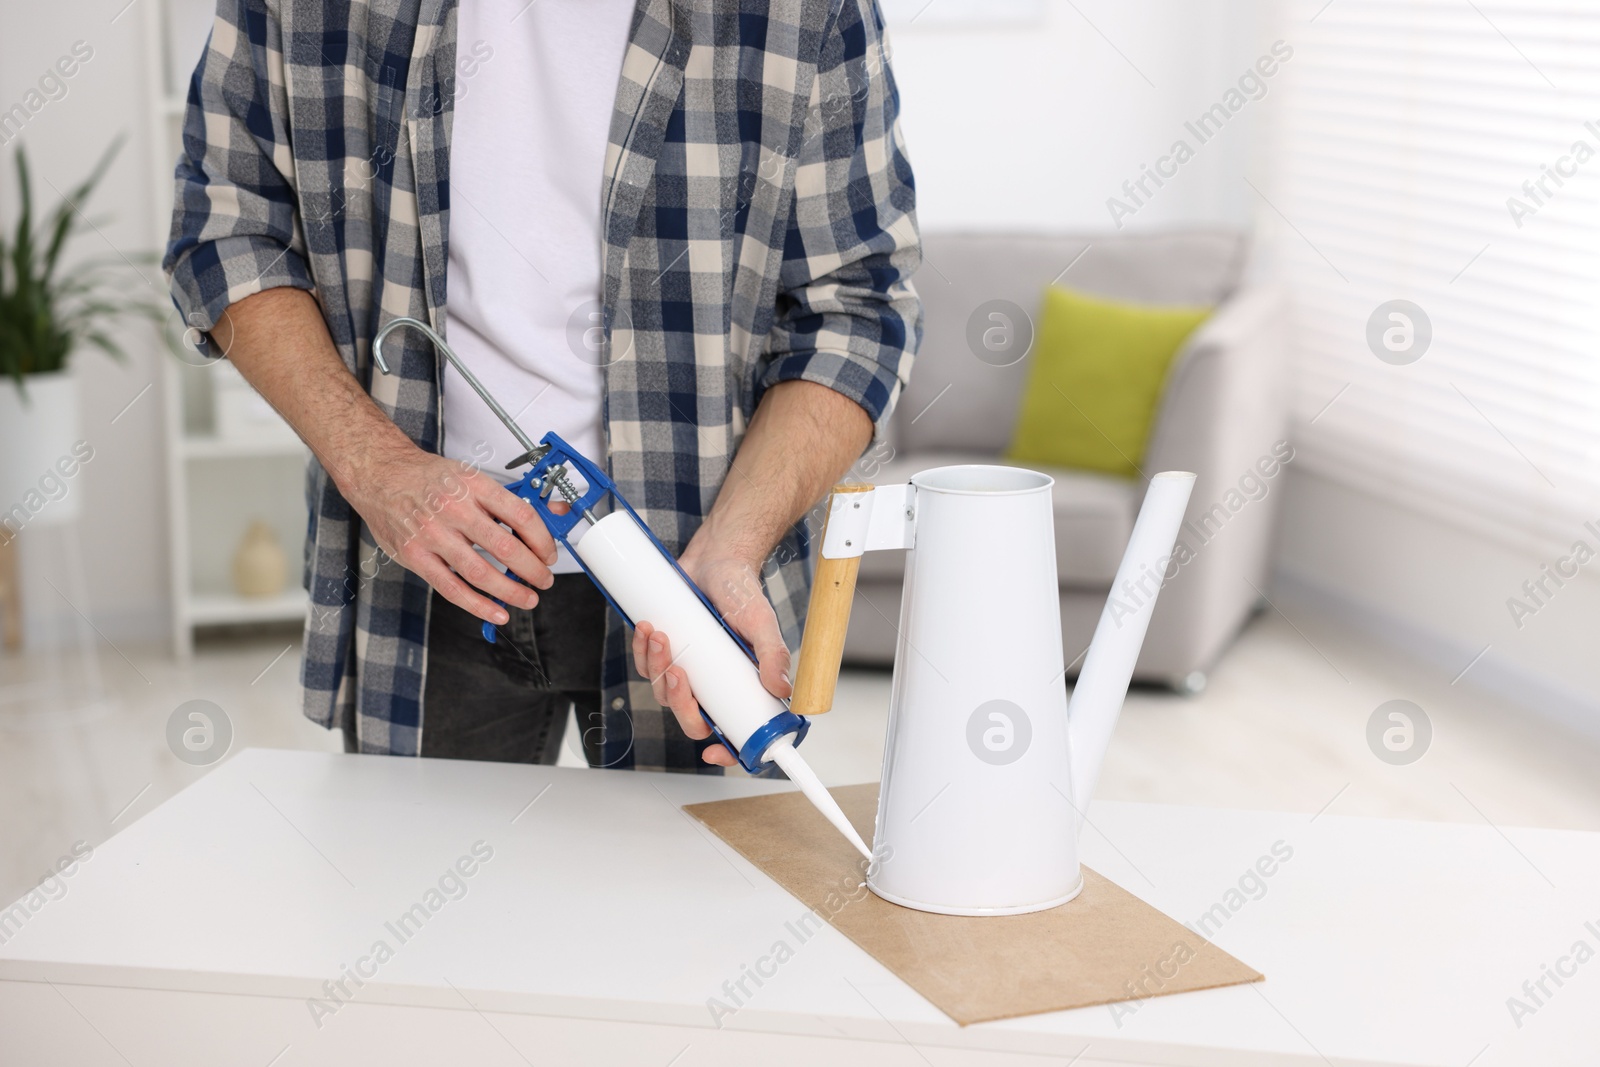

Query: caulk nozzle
[765,738,872,861]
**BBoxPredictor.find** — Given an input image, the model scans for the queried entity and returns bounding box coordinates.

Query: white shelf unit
[142,0,310,658]
[188,589,308,627]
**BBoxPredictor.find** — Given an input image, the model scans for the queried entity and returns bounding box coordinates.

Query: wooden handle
[791,484,874,716]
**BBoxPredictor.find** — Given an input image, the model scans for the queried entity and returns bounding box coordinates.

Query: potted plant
[0,140,157,534]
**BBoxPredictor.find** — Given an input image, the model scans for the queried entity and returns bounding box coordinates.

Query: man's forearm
[209,287,415,495]
[646,378,873,721]
[688,379,873,567]
[207,287,557,621]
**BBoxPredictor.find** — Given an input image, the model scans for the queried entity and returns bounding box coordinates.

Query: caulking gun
[372,317,871,860]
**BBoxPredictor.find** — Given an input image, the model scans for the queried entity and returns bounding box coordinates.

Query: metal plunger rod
[545,464,599,525]
[372,316,540,458]
[373,316,598,528]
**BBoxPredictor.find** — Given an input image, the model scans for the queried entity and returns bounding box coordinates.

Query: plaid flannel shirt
[164,0,921,769]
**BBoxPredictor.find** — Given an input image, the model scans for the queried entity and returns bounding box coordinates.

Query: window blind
[1269,0,1600,552]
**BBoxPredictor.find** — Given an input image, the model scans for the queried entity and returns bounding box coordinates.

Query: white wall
[1,0,171,646]
[1247,0,1600,733]
[1277,470,1600,740]
[886,0,1277,233]
[892,0,1600,735]
[887,0,1600,733]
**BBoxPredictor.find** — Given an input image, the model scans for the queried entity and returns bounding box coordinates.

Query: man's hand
[341,440,558,626]
[211,287,559,625]
[626,379,872,766]
[630,546,793,767]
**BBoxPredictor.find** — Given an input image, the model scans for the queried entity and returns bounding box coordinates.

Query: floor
[3,606,1599,906]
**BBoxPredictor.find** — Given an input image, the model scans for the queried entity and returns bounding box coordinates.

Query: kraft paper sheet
[685,783,1262,1026]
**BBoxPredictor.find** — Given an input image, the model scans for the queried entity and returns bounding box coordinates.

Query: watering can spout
[1066,471,1197,823]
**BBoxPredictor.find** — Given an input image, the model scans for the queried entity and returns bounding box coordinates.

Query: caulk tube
[574,510,871,860]
[575,511,786,752]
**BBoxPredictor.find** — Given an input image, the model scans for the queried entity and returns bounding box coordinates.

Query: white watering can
[791,465,1195,915]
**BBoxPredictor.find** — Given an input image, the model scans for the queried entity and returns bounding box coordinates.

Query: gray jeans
[343,575,607,763]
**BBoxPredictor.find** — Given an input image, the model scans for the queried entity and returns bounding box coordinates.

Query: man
[165,0,920,771]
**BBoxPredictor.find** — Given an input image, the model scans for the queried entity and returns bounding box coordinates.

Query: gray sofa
[842,230,1289,690]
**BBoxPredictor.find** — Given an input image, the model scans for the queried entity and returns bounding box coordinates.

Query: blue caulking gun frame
[371,317,809,773]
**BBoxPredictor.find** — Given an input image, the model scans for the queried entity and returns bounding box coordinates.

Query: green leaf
[43,138,122,284]
[82,330,128,362]
[1,139,159,381]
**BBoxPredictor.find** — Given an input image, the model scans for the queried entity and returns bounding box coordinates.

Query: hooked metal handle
[371,316,546,469]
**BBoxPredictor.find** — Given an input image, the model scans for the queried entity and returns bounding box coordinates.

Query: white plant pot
[0,370,85,530]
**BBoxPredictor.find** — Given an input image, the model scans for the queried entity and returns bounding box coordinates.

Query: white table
[2,748,1596,1067]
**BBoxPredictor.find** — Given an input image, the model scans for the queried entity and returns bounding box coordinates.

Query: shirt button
[611,697,625,711]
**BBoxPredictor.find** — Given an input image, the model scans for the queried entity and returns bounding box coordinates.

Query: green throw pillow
[1005,286,1209,479]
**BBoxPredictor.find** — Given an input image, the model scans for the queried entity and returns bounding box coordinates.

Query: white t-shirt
[445,0,634,571]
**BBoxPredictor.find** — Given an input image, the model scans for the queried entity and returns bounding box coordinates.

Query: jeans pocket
[493,606,551,688]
